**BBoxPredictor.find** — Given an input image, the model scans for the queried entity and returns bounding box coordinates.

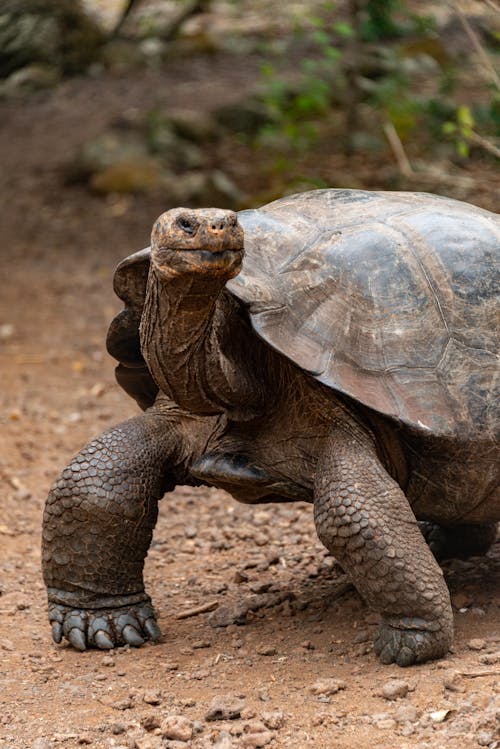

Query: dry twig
[383,122,414,176]
[176,600,219,619]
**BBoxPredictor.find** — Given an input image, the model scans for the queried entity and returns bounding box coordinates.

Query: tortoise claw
[122,624,145,647]
[51,621,63,644]
[144,617,161,641]
[68,627,87,651]
[94,630,114,650]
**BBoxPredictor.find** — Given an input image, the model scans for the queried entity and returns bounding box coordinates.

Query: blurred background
[0,0,498,417]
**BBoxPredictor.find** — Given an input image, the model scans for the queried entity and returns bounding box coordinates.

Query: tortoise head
[150,207,244,281]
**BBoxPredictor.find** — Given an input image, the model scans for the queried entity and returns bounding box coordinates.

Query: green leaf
[333,21,354,37]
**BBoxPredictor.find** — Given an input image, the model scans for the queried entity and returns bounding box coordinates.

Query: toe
[94,631,115,649]
[51,621,63,644]
[122,624,145,647]
[68,627,87,651]
[144,618,161,641]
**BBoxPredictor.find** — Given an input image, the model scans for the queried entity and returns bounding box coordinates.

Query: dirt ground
[0,48,499,749]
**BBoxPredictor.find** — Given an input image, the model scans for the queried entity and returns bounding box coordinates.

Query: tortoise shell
[107,189,500,438]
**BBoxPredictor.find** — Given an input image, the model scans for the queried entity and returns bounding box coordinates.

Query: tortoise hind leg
[419,521,498,561]
[42,407,192,650]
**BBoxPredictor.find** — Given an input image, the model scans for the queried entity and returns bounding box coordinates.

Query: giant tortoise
[42,189,499,666]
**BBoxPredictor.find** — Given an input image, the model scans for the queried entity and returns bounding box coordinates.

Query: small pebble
[256,645,277,657]
[442,670,465,692]
[310,678,346,696]
[395,704,418,723]
[31,740,53,749]
[261,710,285,729]
[205,696,246,721]
[468,638,486,651]
[161,715,194,742]
[239,730,274,748]
[143,689,162,705]
[380,679,409,700]
[477,730,494,746]
[375,718,397,730]
[213,732,234,749]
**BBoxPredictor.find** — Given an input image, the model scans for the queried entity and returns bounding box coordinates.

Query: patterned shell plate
[228,190,500,438]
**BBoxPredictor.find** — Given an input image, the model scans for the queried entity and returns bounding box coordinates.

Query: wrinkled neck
[140,268,266,419]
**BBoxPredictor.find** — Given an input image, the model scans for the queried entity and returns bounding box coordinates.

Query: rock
[261,710,285,730]
[480,651,500,665]
[395,704,418,723]
[1,64,60,95]
[212,732,234,749]
[477,730,495,746]
[143,689,162,705]
[205,696,246,721]
[31,740,53,749]
[135,737,164,749]
[0,0,104,78]
[101,39,145,72]
[468,638,486,651]
[375,718,397,729]
[208,600,250,627]
[352,630,370,644]
[141,714,161,732]
[380,679,410,700]
[443,669,465,692]
[213,99,270,137]
[239,732,274,748]
[310,678,346,696]
[147,119,205,169]
[70,130,150,180]
[256,644,277,656]
[161,715,194,742]
[164,170,243,210]
[168,109,220,144]
[90,160,165,195]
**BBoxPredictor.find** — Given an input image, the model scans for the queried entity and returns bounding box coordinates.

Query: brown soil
[0,54,498,749]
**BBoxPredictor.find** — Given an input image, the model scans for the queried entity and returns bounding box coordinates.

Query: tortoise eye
[177,217,195,235]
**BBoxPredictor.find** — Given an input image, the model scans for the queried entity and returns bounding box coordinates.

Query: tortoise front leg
[42,409,191,650]
[314,423,453,666]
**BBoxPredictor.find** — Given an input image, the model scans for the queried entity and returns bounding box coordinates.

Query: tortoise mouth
[156,245,244,278]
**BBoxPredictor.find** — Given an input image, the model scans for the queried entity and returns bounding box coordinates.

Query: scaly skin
[314,421,454,666]
[42,402,220,650]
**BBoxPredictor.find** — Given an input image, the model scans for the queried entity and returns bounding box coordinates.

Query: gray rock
[168,109,220,144]
[1,64,59,95]
[261,710,285,730]
[213,99,270,137]
[31,740,53,749]
[310,678,346,696]
[380,679,410,700]
[205,696,246,721]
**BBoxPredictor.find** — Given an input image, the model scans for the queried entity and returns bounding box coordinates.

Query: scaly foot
[48,598,161,651]
[374,615,452,666]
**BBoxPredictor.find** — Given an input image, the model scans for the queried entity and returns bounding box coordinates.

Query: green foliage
[442,105,475,158]
[257,1,499,168]
[258,7,348,152]
[359,0,403,41]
